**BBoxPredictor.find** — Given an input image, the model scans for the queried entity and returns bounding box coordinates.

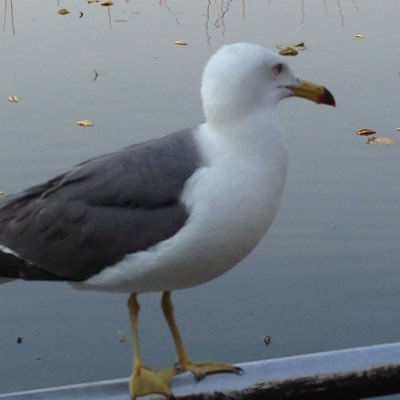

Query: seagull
[0,43,335,399]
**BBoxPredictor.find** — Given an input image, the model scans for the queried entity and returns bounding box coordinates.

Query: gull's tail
[0,245,68,282]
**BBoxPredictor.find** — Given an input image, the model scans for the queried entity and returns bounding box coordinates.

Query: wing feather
[0,128,201,281]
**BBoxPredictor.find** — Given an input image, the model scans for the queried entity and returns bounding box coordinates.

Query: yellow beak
[287,80,335,107]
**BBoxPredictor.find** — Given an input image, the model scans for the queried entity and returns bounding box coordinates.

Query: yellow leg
[128,293,176,400]
[161,291,242,381]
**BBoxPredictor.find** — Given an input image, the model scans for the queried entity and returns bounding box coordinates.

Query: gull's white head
[201,42,335,126]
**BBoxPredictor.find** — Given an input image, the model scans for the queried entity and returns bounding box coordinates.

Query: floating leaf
[8,96,19,103]
[0,190,4,196]
[100,0,113,6]
[278,46,298,56]
[355,34,365,38]
[277,42,306,56]
[58,8,70,15]
[263,335,272,347]
[117,330,126,342]
[396,127,400,131]
[356,128,376,136]
[76,120,95,127]
[174,40,188,46]
[88,0,99,3]
[293,42,307,50]
[277,43,307,51]
[366,137,395,145]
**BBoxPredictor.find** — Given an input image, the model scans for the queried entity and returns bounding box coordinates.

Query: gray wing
[0,128,202,281]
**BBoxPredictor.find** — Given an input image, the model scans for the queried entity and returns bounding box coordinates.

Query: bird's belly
[79,161,286,293]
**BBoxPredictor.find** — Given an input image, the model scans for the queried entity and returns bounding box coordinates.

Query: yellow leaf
[174,40,189,46]
[100,0,114,6]
[76,120,95,127]
[277,43,306,56]
[355,34,365,38]
[356,128,376,136]
[8,96,19,103]
[278,46,298,56]
[58,8,70,15]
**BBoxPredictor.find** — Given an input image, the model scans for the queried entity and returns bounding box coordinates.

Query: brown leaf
[58,8,70,15]
[356,128,376,136]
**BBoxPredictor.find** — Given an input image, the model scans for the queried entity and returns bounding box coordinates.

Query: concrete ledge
[1,342,400,399]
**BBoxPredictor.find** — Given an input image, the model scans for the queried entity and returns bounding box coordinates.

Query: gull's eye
[272,63,284,76]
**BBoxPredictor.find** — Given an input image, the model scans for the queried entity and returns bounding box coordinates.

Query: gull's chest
[183,156,286,255]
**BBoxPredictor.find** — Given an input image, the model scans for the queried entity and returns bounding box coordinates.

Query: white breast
[80,118,288,293]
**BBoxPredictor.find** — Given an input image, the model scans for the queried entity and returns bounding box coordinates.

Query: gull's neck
[202,107,286,161]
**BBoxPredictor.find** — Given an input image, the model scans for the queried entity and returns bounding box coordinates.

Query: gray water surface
[1,0,399,394]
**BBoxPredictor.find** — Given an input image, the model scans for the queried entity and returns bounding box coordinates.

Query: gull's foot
[179,360,242,381]
[129,366,176,400]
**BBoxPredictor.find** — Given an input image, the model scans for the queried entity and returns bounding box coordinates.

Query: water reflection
[336,0,345,26]
[203,0,241,45]
[0,1,366,40]
[299,0,304,24]
[300,0,345,26]
[106,4,112,28]
[159,0,181,26]
[2,0,15,34]
[201,0,362,43]
[298,0,361,27]
[352,0,360,11]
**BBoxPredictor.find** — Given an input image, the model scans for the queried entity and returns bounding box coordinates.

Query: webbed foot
[129,366,177,399]
[180,360,242,381]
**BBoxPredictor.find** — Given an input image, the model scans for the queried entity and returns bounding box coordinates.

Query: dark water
[0,0,399,395]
